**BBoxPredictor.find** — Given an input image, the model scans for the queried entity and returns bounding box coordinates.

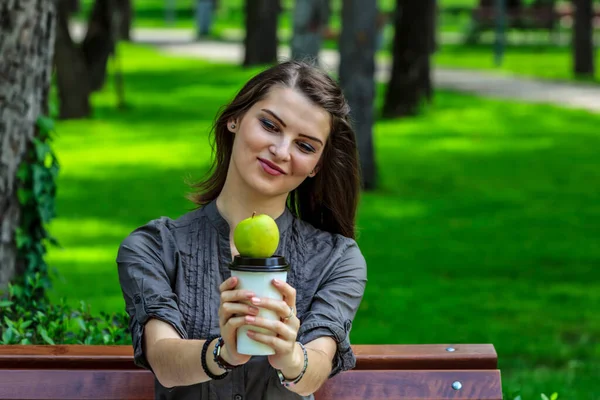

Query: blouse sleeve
[296,241,368,378]
[115,219,188,371]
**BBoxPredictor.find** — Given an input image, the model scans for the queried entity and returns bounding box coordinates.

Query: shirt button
[234,395,243,400]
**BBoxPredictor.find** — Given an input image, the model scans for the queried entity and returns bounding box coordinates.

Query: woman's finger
[219,276,238,293]
[272,279,297,306]
[246,330,294,354]
[221,289,255,305]
[225,315,248,331]
[251,297,294,319]
[220,302,259,320]
[244,315,297,341]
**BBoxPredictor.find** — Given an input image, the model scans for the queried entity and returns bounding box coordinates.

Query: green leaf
[20,338,31,345]
[32,164,46,198]
[39,328,55,345]
[0,300,13,308]
[35,141,51,163]
[550,393,558,400]
[17,188,32,205]
[541,394,550,400]
[15,228,30,249]
[4,317,14,329]
[2,329,14,344]
[36,116,55,133]
[20,320,32,330]
[16,163,30,182]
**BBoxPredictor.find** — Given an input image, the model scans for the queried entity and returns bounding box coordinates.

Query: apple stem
[252,211,256,218]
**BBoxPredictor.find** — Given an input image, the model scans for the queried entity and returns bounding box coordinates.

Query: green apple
[233,212,280,258]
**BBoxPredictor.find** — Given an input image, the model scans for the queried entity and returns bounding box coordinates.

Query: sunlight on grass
[435,44,600,83]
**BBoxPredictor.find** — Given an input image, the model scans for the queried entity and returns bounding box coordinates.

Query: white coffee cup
[229,255,290,356]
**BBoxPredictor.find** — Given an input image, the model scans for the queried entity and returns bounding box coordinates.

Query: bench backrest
[0,344,503,400]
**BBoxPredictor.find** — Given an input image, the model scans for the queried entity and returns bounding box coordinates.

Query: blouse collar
[204,198,294,237]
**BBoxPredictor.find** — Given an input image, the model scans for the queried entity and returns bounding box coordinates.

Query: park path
[76,24,600,113]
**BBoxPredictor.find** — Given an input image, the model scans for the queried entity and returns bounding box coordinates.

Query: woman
[116,60,368,399]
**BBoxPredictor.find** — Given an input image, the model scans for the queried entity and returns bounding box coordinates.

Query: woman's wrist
[279,342,305,380]
[205,338,227,377]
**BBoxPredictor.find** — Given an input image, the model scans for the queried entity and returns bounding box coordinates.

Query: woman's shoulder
[117,207,206,256]
[291,216,366,266]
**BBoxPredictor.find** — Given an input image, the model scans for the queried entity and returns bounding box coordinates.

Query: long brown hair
[188,60,361,239]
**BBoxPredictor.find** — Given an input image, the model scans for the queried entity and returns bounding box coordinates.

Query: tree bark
[291,0,330,65]
[573,0,595,77]
[244,0,280,67]
[382,0,437,118]
[55,0,91,119]
[54,0,123,119]
[0,0,56,291]
[339,0,377,190]
[117,0,132,41]
[82,0,117,92]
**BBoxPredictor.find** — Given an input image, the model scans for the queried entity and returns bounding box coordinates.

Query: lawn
[435,43,600,83]
[48,43,600,400]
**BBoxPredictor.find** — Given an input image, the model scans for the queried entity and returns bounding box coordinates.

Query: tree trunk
[244,0,280,66]
[117,0,132,41]
[339,0,377,190]
[82,0,117,91]
[382,0,437,118]
[0,0,56,291]
[54,0,122,119]
[573,0,595,77]
[291,0,330,64]
[55,0,92,119]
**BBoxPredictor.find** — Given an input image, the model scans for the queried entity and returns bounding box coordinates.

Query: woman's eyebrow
[299,134,324,146]
[261,109,286,127]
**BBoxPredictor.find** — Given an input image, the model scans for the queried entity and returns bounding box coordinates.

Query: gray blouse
[116,199,367,400]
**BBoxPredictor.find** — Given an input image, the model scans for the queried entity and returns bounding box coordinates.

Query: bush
[0,273,131,345]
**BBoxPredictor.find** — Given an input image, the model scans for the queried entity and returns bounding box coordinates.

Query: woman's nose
[269,140,291,161]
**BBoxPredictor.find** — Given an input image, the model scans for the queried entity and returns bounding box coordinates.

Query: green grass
[48,43,600,400]
[435,43,600,83]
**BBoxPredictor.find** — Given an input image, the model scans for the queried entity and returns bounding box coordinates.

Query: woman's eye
[260,118,278,132]
[298,142,315,153]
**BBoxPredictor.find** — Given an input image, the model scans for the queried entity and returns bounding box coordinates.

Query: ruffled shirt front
[116,199,367,400]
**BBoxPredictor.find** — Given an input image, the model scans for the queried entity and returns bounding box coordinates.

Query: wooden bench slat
[0,370,154,400]
[0,369,503,400]
[316,370,503,400]
[0,344,497,370]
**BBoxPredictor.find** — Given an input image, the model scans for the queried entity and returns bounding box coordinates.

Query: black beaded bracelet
[201,335,228,380]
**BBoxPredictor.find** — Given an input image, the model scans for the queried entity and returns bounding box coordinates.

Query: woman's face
[228,86,331,199]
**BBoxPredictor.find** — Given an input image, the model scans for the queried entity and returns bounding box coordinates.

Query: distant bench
[0,344,503,399]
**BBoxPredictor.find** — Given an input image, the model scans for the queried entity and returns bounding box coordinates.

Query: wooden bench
[0,344,503,399]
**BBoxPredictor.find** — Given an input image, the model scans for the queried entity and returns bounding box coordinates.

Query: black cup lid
[229,255,289,272]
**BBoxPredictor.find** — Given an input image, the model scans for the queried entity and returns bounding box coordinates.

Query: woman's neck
[216,175,288,234]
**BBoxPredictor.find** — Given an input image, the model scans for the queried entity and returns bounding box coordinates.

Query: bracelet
[213,337,236,372]
[277,342,308,388]
[201,335,228,380]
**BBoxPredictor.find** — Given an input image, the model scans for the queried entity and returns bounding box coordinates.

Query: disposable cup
[229,255,290,356]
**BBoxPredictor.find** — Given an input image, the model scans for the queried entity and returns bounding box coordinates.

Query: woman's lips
[258,158,285,176]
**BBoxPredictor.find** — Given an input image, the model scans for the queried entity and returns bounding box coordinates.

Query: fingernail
[247,330,255,337]
[245,316,255,323]
[273,279,281,285]
[251,297,261,304]
[246,292,255,298]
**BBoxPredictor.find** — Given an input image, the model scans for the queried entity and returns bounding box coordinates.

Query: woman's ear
[309,164,321,178]
[227,119,237,133]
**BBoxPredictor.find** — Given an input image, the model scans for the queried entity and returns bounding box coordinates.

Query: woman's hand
[244,278,303,374]
[218,276,258,366]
